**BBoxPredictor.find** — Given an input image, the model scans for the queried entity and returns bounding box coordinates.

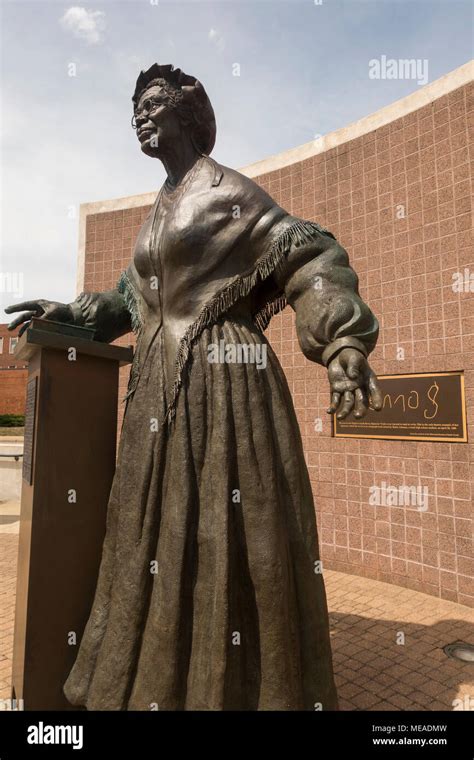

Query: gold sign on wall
[333,371,467,442]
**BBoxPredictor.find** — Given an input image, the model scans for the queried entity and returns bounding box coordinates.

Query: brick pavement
[0,532,18,699]
[327,570,474,710]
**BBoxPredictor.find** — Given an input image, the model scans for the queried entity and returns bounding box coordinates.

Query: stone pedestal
[11,321,133,710]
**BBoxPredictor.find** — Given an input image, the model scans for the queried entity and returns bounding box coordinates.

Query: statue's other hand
[5,300,74,337]
[326,347,383,420]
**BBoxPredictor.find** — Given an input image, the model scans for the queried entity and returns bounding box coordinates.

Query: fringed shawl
[117,216,334,425]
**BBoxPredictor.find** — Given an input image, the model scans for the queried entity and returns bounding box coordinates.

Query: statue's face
[134,85,181,158]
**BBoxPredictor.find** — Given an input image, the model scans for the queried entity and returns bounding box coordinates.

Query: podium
[11,319,133,710]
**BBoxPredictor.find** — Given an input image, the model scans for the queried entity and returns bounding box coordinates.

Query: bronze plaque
[333,371,467,442]
[23,376,37,483]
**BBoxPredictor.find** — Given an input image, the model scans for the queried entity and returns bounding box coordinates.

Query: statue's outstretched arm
[273,220,382,419]
[6,286,132,343]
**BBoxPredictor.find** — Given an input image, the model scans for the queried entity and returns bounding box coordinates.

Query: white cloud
[60,7,106,45]
[208,28,225,53]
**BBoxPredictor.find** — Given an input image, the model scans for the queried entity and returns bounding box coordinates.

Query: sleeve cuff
[69,295,87,326]
[322,337,368,367]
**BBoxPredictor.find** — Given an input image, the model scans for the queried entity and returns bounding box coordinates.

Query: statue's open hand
[327,347,383,419]
[5,300,74,337]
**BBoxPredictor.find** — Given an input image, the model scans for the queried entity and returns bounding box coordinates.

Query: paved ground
[327,570,473,710]
[0,515,19,698]
[0,513,473,710]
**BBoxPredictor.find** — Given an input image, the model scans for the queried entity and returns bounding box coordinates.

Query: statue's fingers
[346,352,362,380]
[5,301,43,315]
[18,321,32,337]
[327,392,341,414]
[368,372,383,410]
[336,390,355,419]
[7,311,35,330]
[353,387,368,419]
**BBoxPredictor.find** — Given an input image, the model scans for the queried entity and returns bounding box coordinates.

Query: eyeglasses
[131,97,167,130]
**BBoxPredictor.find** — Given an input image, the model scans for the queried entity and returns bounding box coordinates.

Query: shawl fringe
[253,294,288,332]
[117,271,143,402]
[117,271,142,334]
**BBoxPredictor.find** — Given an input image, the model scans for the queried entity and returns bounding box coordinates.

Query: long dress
[63,156,378,710]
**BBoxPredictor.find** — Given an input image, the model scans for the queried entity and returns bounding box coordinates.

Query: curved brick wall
[261,77,473,607]
[79,66,473,606]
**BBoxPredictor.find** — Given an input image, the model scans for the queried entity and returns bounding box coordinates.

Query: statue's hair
[134,78,183,112]
[135,77,195,132]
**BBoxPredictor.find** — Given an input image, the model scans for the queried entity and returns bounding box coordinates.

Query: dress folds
[63,317,338,710]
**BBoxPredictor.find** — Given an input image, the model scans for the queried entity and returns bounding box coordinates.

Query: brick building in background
[76,63,473,606]
[0,325,27,416]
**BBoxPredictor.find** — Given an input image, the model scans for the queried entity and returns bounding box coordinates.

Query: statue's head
[132,64,216,159]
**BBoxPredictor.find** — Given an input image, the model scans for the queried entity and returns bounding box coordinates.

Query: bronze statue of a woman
[7,64,381,710]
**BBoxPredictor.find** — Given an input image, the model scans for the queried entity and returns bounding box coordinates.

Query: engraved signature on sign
[378,381,439,419]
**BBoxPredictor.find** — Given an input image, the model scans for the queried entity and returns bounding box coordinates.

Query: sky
[0,0,473,320]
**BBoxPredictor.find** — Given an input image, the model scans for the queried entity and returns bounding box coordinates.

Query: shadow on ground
[329,610,474,710]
